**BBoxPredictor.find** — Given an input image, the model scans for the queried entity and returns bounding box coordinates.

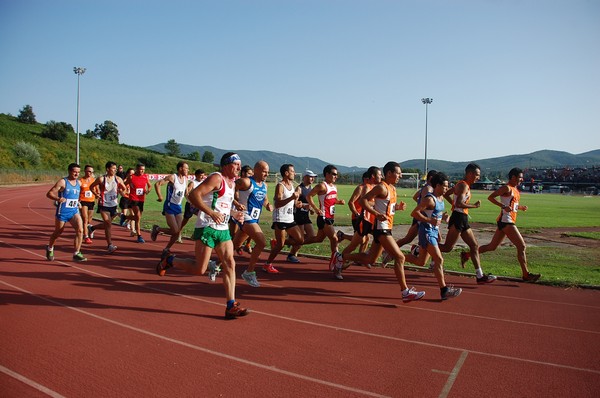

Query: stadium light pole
[421,97,433,177]
[73,67,86,164]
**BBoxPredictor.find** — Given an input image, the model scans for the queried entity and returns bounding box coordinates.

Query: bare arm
[46,179,66,202]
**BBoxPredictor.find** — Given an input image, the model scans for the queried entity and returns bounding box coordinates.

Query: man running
[124,163,151,243]
[152,161,189,254]
[288,169,318,261]
[264,164,305,273]
[156,152,248,319]
[406,172,461,300]
[179,169,207,236]
[232,161,273,287]
[356,161,426,302]
[45,163,87,262]
[79,164,96,245]
[304,165,346,279]
[88,161,127,253]
[477,167,541,282]
[439,163,497,284]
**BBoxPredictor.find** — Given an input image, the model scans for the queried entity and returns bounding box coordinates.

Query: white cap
[303,169,317,177]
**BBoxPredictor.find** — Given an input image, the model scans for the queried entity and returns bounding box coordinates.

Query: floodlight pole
[421,97,433,177]
[74,67,86,164]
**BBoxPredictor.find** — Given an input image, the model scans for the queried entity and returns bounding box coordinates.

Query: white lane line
[0,280,390,398]
[438,351,468,398]
[0,364,67,398]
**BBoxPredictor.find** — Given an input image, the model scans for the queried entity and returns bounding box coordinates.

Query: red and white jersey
[497,185,520,224]
[196,172,235,231]
[373,182,396,230]
[318,183,337,219]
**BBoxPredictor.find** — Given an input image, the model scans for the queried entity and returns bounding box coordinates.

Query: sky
[1,0,599,168]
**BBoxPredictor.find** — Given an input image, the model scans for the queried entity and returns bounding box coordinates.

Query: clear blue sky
[1,0,598,168]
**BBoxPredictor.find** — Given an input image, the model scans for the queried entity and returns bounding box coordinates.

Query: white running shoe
[207,260,220,282]
[402,287,425,303]
[107,244,117,253]
[242,270,260,287]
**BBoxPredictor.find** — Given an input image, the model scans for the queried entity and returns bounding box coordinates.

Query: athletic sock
[226,299,235,309]
[440,286,448,295]
[401,288,409,296]
[475,268,484,278]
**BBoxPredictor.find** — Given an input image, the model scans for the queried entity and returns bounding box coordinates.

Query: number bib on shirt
[65,199,79,209]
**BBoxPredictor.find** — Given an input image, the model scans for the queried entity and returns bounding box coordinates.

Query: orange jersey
[451,180,470,215]
[79,176,96,202]
[497,185,520,224]
[373,181,396,230]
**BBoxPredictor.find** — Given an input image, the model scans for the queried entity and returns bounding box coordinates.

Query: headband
[221,153,241,166]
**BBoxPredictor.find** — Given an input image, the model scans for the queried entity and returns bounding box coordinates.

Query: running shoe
[523,272,541,283]
[381,250,392,266]
[151,225,160,241]
[87,225,95,239]
[262,263,279,274]
[107,244,118,253]
[329,251,339,271]
[286,254,300,263]
[176,236,183,243]
[243,243,253,254]
[73,252,87,262]
[236,247,243,256]
[402,287,426,303]
[46,246,54,261]
[241,270,260,287]
[137,235,145,243]
[441,285,462,300]
[130,230,136,237]
[335,252,345,269]
[336,230,344,243]
[207,260,221,282]
[225,302,249,319]
[333,268,344,280]
[460,251,471,268]
[83,237,92,244]
[410,244,420,257]
[156,251,174,277]
[476,273,497,284]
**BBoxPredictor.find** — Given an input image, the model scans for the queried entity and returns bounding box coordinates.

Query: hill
[148,142,600,178]
[0,113,216,183]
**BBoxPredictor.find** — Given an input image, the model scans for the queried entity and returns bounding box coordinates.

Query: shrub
[13,141,41,166]
[41,120,73,142]
[138,154,159,168]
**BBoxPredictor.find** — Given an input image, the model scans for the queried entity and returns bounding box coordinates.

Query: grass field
[132,185,600,287]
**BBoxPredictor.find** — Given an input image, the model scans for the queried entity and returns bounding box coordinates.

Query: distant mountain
[145,143,363,175]
[147,142,600,178]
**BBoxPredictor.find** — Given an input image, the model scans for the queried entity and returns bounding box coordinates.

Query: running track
[1,184,599,397]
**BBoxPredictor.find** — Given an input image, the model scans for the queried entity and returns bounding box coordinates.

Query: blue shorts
[56,209,78,223]
[163,202,182,216]
[418,227,440,249]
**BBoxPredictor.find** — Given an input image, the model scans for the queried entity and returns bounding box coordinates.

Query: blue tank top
[420,192,444,232]
[239,177,267,222]
[57,178,81,217]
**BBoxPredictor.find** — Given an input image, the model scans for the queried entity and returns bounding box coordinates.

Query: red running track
[1,184,599,397]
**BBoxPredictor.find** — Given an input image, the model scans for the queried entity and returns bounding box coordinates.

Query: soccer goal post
[398,173,420,190]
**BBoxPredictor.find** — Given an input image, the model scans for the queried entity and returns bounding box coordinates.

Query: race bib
[84,191,93,198]
[250,207,261,220]
[329,206,335,215]
[136,188,144,195]
[65,199,79,209]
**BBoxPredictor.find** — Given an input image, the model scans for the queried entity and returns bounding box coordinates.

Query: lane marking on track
[0,364,66,398]
[438,351,468,398]
[0,280,391,398]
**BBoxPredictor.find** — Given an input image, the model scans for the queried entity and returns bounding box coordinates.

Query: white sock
[476,268,484,278]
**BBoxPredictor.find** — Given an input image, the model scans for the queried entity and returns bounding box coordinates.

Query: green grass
[137,184,600,287]
[562,232,600,240]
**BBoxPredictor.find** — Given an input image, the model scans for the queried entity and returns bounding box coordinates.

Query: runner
[406,172,462,300]
[152,161,189,255]
[232,161,273,287]
[123,163,151,243]
[79,164,96,245]
[477,167,541,282]
[156,152,249,319]
[288,169,318,260]
[353,161,426,302]
[45,163,87,262]
[439,163,497,284]
[264,163,304,273]
[179,169,207,237]
[88,161,127,253]
[304,165,346,279]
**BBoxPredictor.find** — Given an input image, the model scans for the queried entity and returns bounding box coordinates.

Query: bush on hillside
[41,120,74,142]
[138,154,159,168]
[13,141,41,166]
[17,105,36,124]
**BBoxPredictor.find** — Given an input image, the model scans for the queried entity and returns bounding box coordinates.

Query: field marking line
[0,364,66,398]
[0,279,391,398]
[438,351,468,398]
[2,244,600,377]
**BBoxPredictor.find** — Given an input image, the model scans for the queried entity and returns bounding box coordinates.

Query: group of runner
[45,154,540,318]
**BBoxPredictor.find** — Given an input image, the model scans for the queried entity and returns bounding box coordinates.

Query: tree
[187,151,201,161]
[165,139,181,157]
[93,120,119,142]
[17,105,36,124]
[202,151,214,164]
[41,120,73,142]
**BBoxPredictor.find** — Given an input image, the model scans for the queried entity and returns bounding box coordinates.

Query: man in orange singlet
[79,165,96,244]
